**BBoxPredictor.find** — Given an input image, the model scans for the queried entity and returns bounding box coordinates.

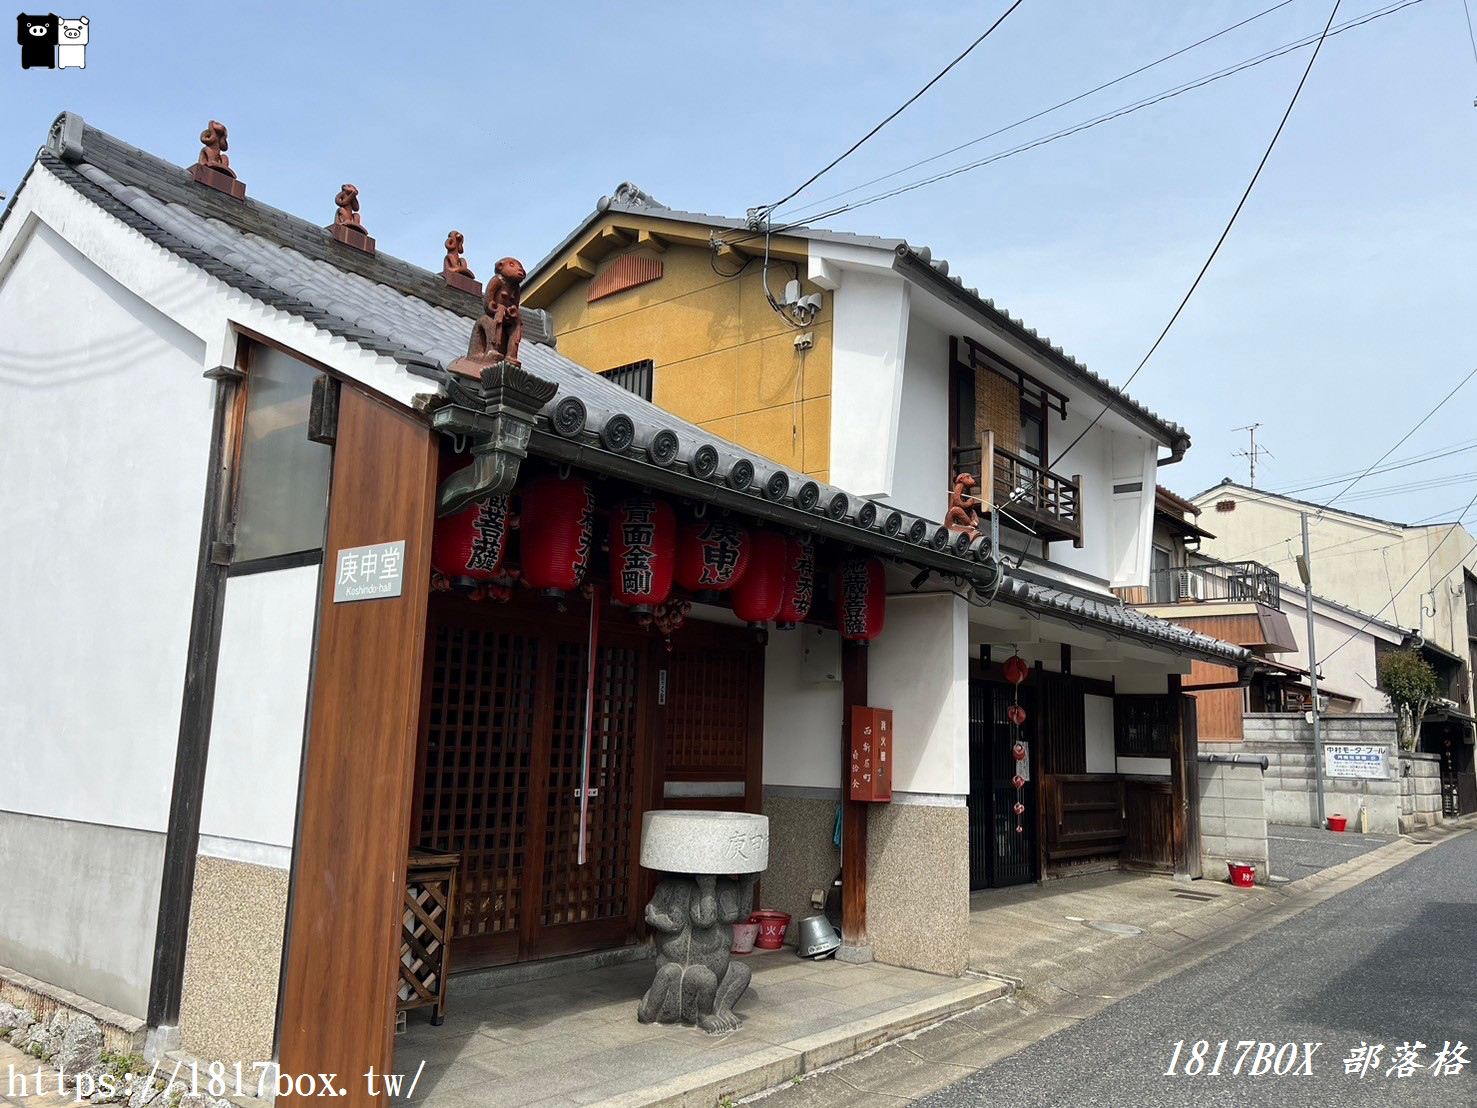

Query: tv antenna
[1232,423,1273,487]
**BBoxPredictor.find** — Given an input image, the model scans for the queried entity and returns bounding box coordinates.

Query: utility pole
[1296,511,1327,827]
[1232,423,1273,487]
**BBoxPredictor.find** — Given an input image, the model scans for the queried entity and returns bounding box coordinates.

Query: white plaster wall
[1277,589,1401,707]
[1116,672,1170,695]
[198,566,321,867]
[1084,693,1115,773]
[867,593,968,796]
[828,271,909,499]
[0,220,209,832]
[762,626,844,789]
[884,311,950,522]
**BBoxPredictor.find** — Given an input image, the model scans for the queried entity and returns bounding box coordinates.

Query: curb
[606,977,1010,1108]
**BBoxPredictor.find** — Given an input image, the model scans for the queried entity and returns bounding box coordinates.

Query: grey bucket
[795,913,841,959]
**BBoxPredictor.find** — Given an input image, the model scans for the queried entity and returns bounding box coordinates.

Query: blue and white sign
[333,540,406,603]
[1325,744,1387,780]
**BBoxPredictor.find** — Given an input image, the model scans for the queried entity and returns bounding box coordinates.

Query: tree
[1377,649,1439,751]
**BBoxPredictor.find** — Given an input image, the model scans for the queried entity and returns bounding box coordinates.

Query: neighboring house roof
[1190,479,1435,532]
[9,113,1247,667]
[528,183,1191,451]
[1156,485,1203,519]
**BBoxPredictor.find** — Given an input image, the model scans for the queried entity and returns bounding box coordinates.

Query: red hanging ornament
[675,518,751,594]
[1013,740,1028,761]
[608,496,675,614]
[1012,774,1025,790]
[731,530,788,627]
[518,474,595,597]
[775,537,815,629]
[836,557,886,643]
[1016,824,1024,833]
[1013,801,1025,815]
[1003,655,1029,685]
[1007,703,1027,727]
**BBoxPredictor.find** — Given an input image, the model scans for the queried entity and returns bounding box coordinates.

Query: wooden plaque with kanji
[849,706,893,802]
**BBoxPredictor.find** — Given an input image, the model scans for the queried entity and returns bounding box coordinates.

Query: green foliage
[1378,648,1439,749]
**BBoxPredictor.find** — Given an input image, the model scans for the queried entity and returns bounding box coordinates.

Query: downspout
[1158,435,1191,467]
[418,359,560,516]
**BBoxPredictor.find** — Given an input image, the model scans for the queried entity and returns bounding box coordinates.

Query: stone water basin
[639,809,769,874]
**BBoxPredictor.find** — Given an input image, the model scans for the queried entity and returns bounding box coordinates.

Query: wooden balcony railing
[948,431,1083,546]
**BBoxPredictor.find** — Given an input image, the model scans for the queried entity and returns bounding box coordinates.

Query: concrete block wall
[1240,715,1403,833]
[1399,752,1443,833]
[1197,755,1269,882]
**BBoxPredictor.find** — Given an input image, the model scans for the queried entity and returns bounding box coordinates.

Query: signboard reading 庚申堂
[333,540,406,603]
[1325,744,1387,780]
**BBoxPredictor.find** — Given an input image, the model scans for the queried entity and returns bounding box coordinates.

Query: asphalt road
[918,830,1477,1108]
[1267,823,1400,882]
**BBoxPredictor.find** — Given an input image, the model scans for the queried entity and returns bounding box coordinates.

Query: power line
[1462,0,1477,75]
[762,0,1025,217]
[780,0,1299,221]
[1317,484,1477,664]
[1321,365,1477,506]
[1046,0,1346,472]
[1271,433,1477,494]
[754,0,1421,239]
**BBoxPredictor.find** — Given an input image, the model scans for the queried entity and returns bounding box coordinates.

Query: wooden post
[840,640,869,956]
[1167,673,1190,880]
[981,429,996,513]
[277,388,438,1107]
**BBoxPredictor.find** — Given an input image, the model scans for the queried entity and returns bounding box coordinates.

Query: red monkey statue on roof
[468,257,526,366]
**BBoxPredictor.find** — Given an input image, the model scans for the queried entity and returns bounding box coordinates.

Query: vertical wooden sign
[849,706,893,802]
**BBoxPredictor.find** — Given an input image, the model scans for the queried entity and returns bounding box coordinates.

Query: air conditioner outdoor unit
[1176,570,1205,601]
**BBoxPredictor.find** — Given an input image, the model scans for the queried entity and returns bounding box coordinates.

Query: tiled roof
[15,114,1244,667]
[530,183,1191,449]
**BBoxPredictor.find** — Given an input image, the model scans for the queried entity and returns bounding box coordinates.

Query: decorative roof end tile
[190,120,245,200]
[327,184,374,254]
[442,231,482,296]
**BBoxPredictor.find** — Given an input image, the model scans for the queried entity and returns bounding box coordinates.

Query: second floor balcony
[948,431,1083,546]
[1118,557,1281,610]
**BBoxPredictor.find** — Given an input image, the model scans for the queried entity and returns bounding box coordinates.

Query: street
[762,828,1477,1107]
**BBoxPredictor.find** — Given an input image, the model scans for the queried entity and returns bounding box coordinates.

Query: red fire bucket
[1228,862,1256,888]
[1328,815,1348,833]
[750,910,791,949]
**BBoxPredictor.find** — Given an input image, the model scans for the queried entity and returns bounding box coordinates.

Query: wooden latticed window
[1114,696,1177,756]
[417,623,538,943]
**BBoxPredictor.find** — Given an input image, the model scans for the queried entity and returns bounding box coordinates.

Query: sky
[4,0,1475,540]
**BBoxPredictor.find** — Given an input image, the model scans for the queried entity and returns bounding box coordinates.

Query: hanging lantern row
[430,464,888,639]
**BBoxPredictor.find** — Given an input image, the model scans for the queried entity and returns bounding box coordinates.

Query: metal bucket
[795,913,840,959]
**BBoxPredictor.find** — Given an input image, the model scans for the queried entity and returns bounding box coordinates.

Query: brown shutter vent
[1216,499,1236,513]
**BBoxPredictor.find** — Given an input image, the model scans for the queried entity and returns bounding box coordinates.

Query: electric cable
[762,0,1026,217]
[1044,0,1345,473]
[780,0,1299,221]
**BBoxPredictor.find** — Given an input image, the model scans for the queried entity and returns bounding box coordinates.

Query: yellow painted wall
[533,229,833,481]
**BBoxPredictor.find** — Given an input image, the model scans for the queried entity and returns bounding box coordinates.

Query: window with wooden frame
[229,342,333,572]
[1114,696,1177,756]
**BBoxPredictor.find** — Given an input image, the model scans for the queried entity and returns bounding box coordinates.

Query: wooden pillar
[1167,673,1191,880]
[277,387,438,1107]
[840,641,869,954]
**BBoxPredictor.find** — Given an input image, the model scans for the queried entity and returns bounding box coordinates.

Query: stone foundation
[866,798,968,976]
[761,787,841,944]
[177,854,289,1065]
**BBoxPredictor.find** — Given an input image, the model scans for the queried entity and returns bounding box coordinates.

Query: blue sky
[5,0,1475,539]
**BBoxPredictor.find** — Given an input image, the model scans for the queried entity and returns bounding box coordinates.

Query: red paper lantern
[732,530,788,627]
[518,474,595,596]
[1003,655,1029,685]
[608,496,675,614]
[776,537,815,629]
[676,518,751,593]
[1007,704,1027,727]
[432,490,511,582]
[836,557,886,643]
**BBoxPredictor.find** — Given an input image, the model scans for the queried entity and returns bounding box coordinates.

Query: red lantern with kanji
[432,490,511,582]
[776,537,815,629]
[731,530,788,627]
[676,518,751,594]
[836,557,886,643]
[608,496,675,614]
[1003,655,1029,685]
[518,474,595,596]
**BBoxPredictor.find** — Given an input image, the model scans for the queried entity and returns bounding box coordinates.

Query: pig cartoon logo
[16,13,57,69]
[56,14,85,68]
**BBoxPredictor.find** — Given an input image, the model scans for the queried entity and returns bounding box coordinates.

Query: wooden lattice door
[414,597,652,970]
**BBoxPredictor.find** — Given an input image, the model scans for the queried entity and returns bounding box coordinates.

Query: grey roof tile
[15,116,1242,667]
